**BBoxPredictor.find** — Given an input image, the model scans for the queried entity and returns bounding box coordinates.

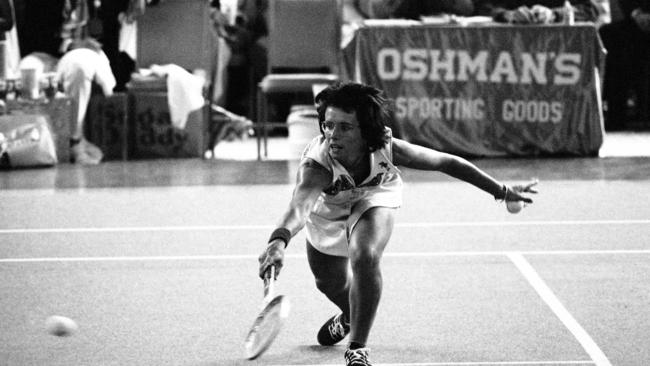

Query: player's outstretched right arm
[258,159,331,279]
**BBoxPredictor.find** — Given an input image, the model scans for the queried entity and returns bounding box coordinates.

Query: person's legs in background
[58,58,103,164]
[631,27,650,125]
[600,20,634,131]
[64,68,103,164]
[600,18,650,130]
[224,37,269,121]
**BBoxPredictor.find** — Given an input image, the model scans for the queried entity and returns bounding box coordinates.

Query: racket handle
[263,265,275,299]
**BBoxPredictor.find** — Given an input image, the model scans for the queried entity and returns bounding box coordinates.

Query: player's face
[322,106,367,164]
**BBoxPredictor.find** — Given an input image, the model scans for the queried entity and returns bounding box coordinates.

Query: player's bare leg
[306,242,351,316]
[347,207,396,347]
[307,242,353,346]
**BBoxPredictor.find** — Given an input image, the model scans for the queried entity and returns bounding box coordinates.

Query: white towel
[118,18,138,60]
[150,64,205,129]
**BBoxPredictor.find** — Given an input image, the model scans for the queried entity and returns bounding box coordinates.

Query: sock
[349,341,365,350]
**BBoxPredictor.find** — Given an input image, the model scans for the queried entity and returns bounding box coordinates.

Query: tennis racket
[243,265,291,360]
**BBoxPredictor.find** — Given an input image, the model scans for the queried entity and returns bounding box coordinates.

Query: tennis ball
[45,315,78,337]
[506,200,523,214]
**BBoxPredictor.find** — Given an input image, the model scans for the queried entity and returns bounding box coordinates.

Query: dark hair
[314,82,391,152]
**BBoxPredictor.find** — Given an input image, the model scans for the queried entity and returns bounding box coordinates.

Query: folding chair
[255,0,342,159]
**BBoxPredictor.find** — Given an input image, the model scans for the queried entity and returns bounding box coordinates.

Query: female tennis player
[258,82,537,366]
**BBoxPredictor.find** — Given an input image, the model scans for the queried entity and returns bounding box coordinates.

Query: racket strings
[244,297,288,359]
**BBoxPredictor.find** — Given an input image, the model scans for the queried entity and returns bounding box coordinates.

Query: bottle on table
[563,0,575,25]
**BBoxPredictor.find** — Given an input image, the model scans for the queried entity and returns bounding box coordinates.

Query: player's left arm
[392,138,537,202]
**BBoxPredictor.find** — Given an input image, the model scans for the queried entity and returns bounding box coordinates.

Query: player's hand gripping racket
[244,265,291,360]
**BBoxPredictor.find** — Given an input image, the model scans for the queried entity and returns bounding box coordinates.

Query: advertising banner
[350,24,605,156]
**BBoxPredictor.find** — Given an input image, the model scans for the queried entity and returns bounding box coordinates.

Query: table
[344,22,606,157]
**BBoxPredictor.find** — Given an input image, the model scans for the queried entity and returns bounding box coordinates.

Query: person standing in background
[599,0,650,130]
[99,0,143,92]
[13,0,68,57]
[209,0,269,120]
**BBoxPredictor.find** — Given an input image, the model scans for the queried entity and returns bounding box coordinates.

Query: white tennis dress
[301,130,403,257]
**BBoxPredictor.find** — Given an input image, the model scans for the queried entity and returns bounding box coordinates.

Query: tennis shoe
[317,313,350,345]
[344,347,372,366]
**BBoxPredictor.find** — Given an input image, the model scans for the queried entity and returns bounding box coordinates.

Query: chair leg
[256,130,262,161]
[256,88,262,160]
[263,97,269,159]
[257,89,270,159]
[640,61,650,123]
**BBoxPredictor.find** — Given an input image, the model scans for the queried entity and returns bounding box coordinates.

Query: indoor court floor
[1,136,649,366]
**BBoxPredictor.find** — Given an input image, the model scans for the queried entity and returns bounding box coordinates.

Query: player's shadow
[208,345,344,365]
[259,344,345,364]
[298,344,345,354]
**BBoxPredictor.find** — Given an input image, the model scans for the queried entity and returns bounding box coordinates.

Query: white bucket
[287,105,320,159]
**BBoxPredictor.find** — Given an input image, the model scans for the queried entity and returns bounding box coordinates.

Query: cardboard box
[86,93,129,161]
[129,92,206,159]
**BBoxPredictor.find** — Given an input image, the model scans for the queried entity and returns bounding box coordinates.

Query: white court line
[270,361,594,366]
[385,249,650,257]
[508,253,612,366]
[0,224,273,234]
[0,219,649,234]
[1,249,649,263]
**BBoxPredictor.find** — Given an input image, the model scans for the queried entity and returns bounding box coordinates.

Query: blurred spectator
[341,0,367,47]
[0,0,13,79]
[0,0,12,37]
[599,0,650,130]
[14,0,67,57]
[15,0,116,164]
[3,0,21,79]
[474,0,601,23]
[209,0,268,120]
[99,0,143,92]
[354,0,475,19]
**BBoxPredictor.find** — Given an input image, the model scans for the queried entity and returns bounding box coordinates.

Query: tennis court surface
[1,155,649,366]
